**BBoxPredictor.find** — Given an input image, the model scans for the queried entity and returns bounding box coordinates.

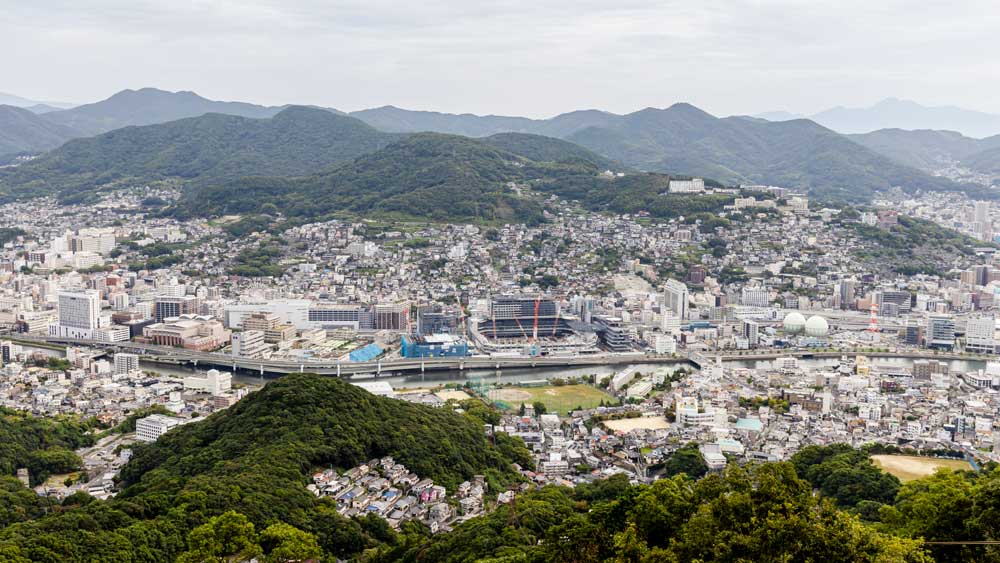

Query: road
[7,334,994,377]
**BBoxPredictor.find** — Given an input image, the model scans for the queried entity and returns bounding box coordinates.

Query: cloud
[2,0,999,117]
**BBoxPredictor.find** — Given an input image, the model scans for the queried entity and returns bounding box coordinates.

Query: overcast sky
[3,0,999,118]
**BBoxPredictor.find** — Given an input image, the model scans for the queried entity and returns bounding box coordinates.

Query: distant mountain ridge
[39,87,287,136]
[0,87,988,208]
[759,98,1000,138]
[0,105,81,156]
[0,91,75,110]
[848,128,1000,176]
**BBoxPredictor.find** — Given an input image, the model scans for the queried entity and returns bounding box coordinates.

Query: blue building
[401,334,469,358]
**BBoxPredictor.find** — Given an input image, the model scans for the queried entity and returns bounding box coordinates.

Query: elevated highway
[6,335,993,377]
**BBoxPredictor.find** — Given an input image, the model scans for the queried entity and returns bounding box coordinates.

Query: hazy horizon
[4,1,1000,119]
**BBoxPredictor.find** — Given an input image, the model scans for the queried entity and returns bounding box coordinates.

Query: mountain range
[2,87,998,218]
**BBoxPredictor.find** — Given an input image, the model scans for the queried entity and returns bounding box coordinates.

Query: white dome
[804,315,829,337]
[783,312,807,334]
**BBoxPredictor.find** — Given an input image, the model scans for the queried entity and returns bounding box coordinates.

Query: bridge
[7,335,994,377]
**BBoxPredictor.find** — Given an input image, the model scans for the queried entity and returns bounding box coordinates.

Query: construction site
[468,295,599,356]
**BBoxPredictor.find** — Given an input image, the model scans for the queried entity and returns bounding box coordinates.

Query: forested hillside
[0,106,397,203]
[0,375,528,562]
[2,386,998,562]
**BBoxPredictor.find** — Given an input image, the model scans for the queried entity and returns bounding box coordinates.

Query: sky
[3,0,1000,118]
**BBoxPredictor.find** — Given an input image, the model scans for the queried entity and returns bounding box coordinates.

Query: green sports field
[490,384,614,415]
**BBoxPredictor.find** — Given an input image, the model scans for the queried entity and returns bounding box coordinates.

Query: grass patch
[872,454,972,482]
[490,384,613,415]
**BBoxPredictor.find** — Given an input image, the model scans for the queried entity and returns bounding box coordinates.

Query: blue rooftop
[349,343,383,362]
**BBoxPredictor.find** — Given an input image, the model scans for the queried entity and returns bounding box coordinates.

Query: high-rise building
[900,318,923,346]
[51,289,101,339]
[154,296,201,323]
[975,201,990,224]
[926,315,956,350]
[373,302,410,331]
[113,353,140,375]
[966,316,996,354]
[834,280,856,310]
[662,280,689,320]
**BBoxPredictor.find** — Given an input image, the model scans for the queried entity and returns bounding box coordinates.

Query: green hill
[169,132,616,223]
[0,105,81,157]
[563,105,963,202]
[0,374,528,562]
[848,128,1000,174]
[0,106,397,203]
[351,103,975,202]
[481,132,620,169]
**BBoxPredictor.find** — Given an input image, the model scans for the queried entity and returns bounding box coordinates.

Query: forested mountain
[848,128,1000,174]
[563,104,960,201]
[167,131,715,223]
[39,87,286,136]
[963,146,1000,176]
[170,132,566,223]
[0,105,81,156]
[350,102,967,202]
[350,106,619,138]
[480,132,619,169]
[0,106,398,203]
[0,374,529,562]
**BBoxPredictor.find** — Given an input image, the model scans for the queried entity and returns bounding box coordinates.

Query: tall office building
[154,296,201,323]
[51,289,101,339]
[373,302,410,331]
[662,280,689,320]
[975,201,990,224]
[834,280,856,310]
[926,315,956,350]
[966,316,997,354]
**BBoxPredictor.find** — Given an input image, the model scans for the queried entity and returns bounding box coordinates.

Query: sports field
[490,384,613,415]
[871,454,972,482]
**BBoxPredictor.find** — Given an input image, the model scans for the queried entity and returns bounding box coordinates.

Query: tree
[660,443,708,479]
[176,511,262,563]
[532,401,547,416]
[259,522,322,563]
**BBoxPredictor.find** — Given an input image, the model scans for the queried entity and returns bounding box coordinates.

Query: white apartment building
[183,369,232,396]
[135,414,185,442]
[668,178,705,193]
[232,330,268,359]
[113,353,140,375]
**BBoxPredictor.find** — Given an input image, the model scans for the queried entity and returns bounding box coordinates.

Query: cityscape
[4,2,1000,562]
